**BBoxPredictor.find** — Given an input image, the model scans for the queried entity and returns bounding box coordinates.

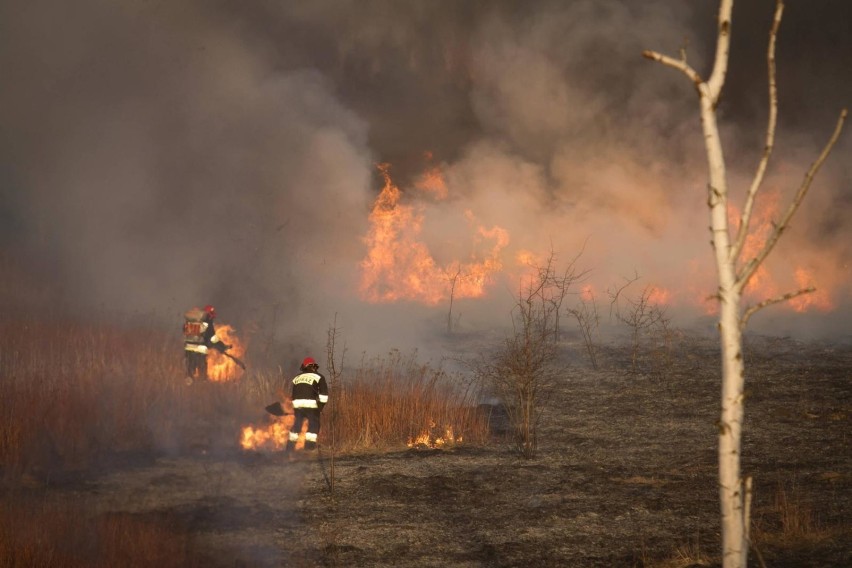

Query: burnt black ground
[292,335,851,567]
[16,334,852,567]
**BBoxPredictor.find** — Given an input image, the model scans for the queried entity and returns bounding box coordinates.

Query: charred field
[2,332,850,567]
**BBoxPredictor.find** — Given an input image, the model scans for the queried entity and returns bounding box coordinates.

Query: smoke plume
[1,0,850,359]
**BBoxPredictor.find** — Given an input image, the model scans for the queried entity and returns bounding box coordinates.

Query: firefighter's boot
[305,440,317,451]
[285,440,296,454]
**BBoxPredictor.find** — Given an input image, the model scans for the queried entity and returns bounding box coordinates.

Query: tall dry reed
[0,494,204,567]
[327,349,488,450]
[1,319,489,476]
[0,317,267,476]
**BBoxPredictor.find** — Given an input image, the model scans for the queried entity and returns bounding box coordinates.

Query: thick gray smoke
[1,0,850,358]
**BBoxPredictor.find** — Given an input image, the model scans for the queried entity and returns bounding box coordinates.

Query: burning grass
[293,334,851,567]
[0,317,489,476]
[239,348,489,452]
[332,349,486,450]
[1,315,848,566]
[0,317,271,477]
[0,315,492,565]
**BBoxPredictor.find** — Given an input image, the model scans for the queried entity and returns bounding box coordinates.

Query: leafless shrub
[568,290,601,369]
[524,246,588,342]
[471,249,581,459]
[609,277,671,374]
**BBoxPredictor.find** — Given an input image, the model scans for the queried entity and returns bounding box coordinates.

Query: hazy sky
[1,0,850,354]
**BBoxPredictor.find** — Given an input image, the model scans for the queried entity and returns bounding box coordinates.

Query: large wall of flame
[1,0,850,358]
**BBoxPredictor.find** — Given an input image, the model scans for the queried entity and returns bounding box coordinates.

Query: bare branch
[732,0,783,263]
[737,108,848,289]
[642,49,703,87]
[607,270,640,321]
[739,286,814,330]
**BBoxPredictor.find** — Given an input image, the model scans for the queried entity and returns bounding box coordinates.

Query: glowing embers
[359,162,509,305]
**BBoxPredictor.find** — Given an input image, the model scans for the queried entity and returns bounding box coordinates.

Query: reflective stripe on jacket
[184,316,224,353]
[291,371,329,409]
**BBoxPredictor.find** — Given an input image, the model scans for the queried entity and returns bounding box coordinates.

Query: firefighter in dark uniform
[183,304,231,381]
[286,357,329,452]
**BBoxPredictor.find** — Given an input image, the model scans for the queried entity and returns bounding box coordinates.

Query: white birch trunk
[646,2,751,566]
[700,85,749,568]
[644,1,845,565]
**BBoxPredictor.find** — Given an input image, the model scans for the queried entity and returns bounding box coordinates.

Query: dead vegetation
[0,317,849,567]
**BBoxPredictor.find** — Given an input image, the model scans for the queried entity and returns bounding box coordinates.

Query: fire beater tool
[223,352,246,370]
[264,401,292,416]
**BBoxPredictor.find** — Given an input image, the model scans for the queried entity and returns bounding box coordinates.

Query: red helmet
[203,305,216,318]
[301,357,318,370]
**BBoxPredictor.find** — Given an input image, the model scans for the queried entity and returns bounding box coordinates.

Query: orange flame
[240,399,317,452]
[240,419,292,451]
[515,249,538,267]
[681,191,839,316]
[359,163,509,305]
[734,191,781,302]
[580,284,596,302]
[646,286,671,306]
[206,324,245,382]
[414,160,449,199]
[788,267,834,312]
[406,420,460,448]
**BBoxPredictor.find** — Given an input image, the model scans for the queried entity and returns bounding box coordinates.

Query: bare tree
[643,1,847,566]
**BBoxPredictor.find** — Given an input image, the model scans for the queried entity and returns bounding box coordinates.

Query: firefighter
[286,357,329,452]
[183,304,231,381]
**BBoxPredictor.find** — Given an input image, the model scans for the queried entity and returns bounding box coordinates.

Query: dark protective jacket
[291,371,329,410]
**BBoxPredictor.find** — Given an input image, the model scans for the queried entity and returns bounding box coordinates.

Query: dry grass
[646,535,712,568]
[2,315,847,565]
[0,317,490,566]
[752,482,846,548]
[0,494,204,567]
[0,317,488,470]
[0,318,178,473]
[328,349,488,450]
